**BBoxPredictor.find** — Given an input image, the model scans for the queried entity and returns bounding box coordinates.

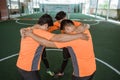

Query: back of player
[16,14,54,80]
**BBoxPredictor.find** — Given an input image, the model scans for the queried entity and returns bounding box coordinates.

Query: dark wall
[0,0,8,20]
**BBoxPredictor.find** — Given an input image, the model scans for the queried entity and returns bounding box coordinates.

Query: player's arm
[20,24,39,38]
[50,23,90,41]
[30,34,57,48]
[73,20,82,27]
[74,23,90,33]
[20,25,88,42]
[24,29,57,48]
[20,27,30,39]
[50,33,89,42]
[20,28,25,39]
[47,25,59,32]
[24,30,70,48]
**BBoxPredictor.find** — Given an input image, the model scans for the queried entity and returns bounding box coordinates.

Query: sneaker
[54,72,64,78]
[46,70,55,76]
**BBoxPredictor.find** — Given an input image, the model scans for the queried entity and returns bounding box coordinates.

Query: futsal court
[0,12,120,80]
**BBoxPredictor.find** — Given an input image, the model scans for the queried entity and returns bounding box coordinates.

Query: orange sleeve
[47,21,60,32]
[73,21,82,27]
[47,25,59,32]
[33,29,55,40]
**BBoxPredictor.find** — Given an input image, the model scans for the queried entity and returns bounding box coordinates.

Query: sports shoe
[54,72,64,78]
[46,70,55,76]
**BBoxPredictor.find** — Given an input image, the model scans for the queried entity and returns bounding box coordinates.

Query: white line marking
[15,18,101,26]
[0,53,18,62]
[71,19,101,25]
[96,58,120,75]
[15,19,34,25]
[0,49,62,62]
[0,49,120,75]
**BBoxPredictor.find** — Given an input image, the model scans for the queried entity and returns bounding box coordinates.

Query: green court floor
[0,13,120,80]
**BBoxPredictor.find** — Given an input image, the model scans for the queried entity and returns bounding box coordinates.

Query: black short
[63,47,71,59]
[72,72,95,80]
[18,68,41,80]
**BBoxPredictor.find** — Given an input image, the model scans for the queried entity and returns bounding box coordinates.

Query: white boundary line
[96,58,120,75]
[0,49,62,62]
[90,21,100,25]
[71,19,102,25]
[0,53,18,62]
[0,49,120,75]
[86,14,120,25]
[15,19,34,25]
[15,18,101,26]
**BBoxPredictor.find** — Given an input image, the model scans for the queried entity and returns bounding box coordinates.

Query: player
[17,14,89,80]
[48,11,82,77]
[23,19,96,80]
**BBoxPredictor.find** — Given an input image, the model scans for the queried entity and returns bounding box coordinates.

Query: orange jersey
[47,20,82,32]
[17,28,54,71]
[54,30,96,77]
[47,21,60,32]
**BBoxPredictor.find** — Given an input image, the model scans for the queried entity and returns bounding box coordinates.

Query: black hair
[37,14,53,27]
[55,11,66,20]
[60,19,74,30]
